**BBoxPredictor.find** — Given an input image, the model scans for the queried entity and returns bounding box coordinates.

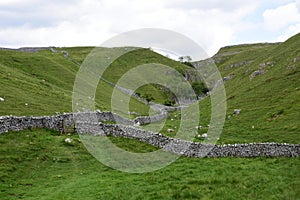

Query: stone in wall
[0,112,299,158]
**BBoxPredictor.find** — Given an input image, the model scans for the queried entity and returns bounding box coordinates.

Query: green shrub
[192,81,209,96]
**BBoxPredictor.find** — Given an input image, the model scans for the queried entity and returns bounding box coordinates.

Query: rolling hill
[193,33,300,144]
[0,47,197,117]
[0,33,299,199]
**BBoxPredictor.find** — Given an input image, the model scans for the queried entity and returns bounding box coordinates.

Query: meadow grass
[0,33,300,199]
[0,129,299,200]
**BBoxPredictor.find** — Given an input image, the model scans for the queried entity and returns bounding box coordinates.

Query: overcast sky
[1,0,300,56]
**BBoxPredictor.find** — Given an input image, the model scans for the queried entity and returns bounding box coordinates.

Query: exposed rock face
[250,70,266,80]
[250,61,275,80]
[225,60,253,70]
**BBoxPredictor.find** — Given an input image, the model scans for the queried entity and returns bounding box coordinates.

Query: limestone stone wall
[0,113,299,158]
[76,123,299,158]
[0,111,165,133]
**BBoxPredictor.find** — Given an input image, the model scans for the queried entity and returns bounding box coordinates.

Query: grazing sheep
[64,138,72,143]
[167,128,174,132]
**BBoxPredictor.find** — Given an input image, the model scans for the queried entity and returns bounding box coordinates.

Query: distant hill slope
[0,47,197,116]
[0,33,299,143]
[193,33,300,144]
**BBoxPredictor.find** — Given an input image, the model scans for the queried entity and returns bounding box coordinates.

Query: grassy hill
[0,33,299,199]
[139,33,300,144]
[199,33,300,144]
[0,47,196,117]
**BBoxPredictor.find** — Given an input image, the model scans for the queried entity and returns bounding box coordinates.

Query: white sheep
[64,138,72,143]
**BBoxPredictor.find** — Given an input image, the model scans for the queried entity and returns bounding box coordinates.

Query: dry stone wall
[0,111,166,133]
[0,112,299,158]
[76,122,299,158]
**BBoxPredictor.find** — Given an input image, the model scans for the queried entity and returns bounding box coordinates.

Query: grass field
[0,129,299,200]
[0,33,299,199]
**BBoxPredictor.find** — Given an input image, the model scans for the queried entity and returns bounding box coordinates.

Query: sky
[0,0,300,56]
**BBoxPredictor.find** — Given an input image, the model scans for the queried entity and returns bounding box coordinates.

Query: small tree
[178,56,184,62]
[185,56,192,62]
[143,94,154,104]
[179,55,192,63]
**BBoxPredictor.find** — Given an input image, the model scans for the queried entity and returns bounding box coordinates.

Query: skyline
[1,0,300,56]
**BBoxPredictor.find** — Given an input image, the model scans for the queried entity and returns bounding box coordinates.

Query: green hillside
[0,34,299,143]
[0,47,196,116]
[139,33,300,144]
[196,33,300,144]
[0,34,299,199]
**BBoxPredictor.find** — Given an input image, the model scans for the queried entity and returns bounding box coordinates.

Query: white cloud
[262,1,300,42]
[0,0,24,6]
[297,0,300,11]
[263,2,300,31]
[0,0,299,57]
[277,23,300,41]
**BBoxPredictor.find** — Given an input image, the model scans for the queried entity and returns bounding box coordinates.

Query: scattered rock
[0,97,4,102]
[225,60,253,69]
[195,125,203,130]
[233,109,241,115]
[259,61,274,68]
[167,128,174,132]
[201,133,208,138]
[250,70,266,80]
[128,111,140,116]
[223,75,233,82]
[259,63,266,68]
[287,65,296,70]
[293,57,300,63]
